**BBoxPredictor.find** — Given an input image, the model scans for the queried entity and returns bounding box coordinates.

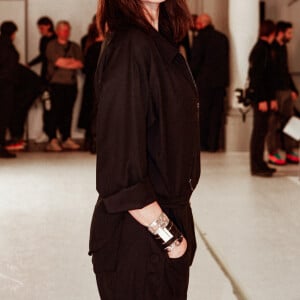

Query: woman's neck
[143,2,160,31]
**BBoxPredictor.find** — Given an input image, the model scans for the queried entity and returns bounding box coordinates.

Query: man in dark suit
[191,14,229,152]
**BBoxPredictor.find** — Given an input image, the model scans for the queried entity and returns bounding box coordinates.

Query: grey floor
[0,152,299,300]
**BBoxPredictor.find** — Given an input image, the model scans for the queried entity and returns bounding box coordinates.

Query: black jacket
[0,35,19,83]
[248,39,276,103]
[271,40,298,93]
[89,25,200,271]
[190,25,229,89]
[94,26,200,213]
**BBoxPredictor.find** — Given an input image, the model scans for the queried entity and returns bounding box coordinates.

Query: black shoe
[0,146,17,158]
[262,164,276,173]
[251,170,273,177]
[266,166,276,173]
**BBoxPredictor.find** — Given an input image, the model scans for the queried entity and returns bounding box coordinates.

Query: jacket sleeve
[95,38,157,213]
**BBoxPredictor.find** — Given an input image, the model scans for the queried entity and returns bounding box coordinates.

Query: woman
[248,20,278,177]
[78,23,104,153]
[89,0,200,299]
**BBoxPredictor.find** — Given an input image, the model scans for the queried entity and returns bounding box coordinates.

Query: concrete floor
[0,151,299,300]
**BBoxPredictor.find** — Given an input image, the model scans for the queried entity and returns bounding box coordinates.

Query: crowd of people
[0,13,299,178]
[0,15,103,158]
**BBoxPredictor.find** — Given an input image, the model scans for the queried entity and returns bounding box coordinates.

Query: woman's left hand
[168,237,188,259]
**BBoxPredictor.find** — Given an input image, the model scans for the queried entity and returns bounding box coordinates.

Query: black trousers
[199,87,225,151]
[0,82,14,146]
[250,103,270,172]
[48,84,77,141]
[9,90,39,140]
[91,202,196,300]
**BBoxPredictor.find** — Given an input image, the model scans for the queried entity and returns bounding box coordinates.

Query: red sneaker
[268,153,286,165]
[286,152,300,164]
[5,140,25,151]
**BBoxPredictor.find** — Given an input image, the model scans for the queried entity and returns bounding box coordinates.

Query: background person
[5,64,43,151]
[45,20,83,152]
[0,21,19,159]
[190,14,229,152]
[89,0,200,299]
[248,20,278,177]
[267,21,300,165]
[28,16,57,144]
[78,23,103,153]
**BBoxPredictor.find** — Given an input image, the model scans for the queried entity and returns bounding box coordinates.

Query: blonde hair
[56,20,71,30]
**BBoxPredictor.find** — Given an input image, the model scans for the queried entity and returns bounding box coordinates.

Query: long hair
[96,0,191,42]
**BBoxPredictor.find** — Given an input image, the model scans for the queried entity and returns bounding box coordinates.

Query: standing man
[267,21,299,165]
[46,20,83,152]
[191,14,229,152]
[248,20,278,177]
[0,21,19,158]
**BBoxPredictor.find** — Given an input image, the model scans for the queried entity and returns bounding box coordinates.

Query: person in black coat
[248,20,278,177]
[190,14,229,152]
[78,23,103,153]
[89,1,200,299]
[0,21,19,158]
[5,64,43,151]
[28,16,56,142]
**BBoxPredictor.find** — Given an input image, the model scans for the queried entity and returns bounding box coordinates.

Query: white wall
[0,0,26,62]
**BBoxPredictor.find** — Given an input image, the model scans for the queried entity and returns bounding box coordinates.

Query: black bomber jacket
[95,25,201,213]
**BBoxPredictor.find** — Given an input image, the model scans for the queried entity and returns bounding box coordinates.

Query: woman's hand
[168,237,188,259]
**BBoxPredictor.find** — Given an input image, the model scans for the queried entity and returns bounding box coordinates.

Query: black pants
[91,202,196,300]
[48,84,77,141]
[9,89,39,140]
[0,82,14,146]
[199,87,225,151]
[250,103,270,172]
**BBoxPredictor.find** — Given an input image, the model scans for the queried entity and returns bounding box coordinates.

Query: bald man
[191,14,229,152]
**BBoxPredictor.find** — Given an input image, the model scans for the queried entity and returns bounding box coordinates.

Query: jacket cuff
[102,178,156,213]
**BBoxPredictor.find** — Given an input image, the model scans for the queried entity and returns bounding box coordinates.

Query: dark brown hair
[37,16,55,33]
[276,21,292,35]
[96,0,191,42]
[259,20,276,37]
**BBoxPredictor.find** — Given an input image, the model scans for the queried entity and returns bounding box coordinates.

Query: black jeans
[250,103,270,172]
[48,83,77,141]
[199,87,225,151]
[0,82,14,146]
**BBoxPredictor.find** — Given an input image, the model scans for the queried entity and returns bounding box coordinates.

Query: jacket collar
[147,26,179,64]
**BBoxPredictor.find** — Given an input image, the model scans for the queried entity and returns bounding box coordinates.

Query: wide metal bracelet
[148,212,170,235]
[148,212,183,249]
